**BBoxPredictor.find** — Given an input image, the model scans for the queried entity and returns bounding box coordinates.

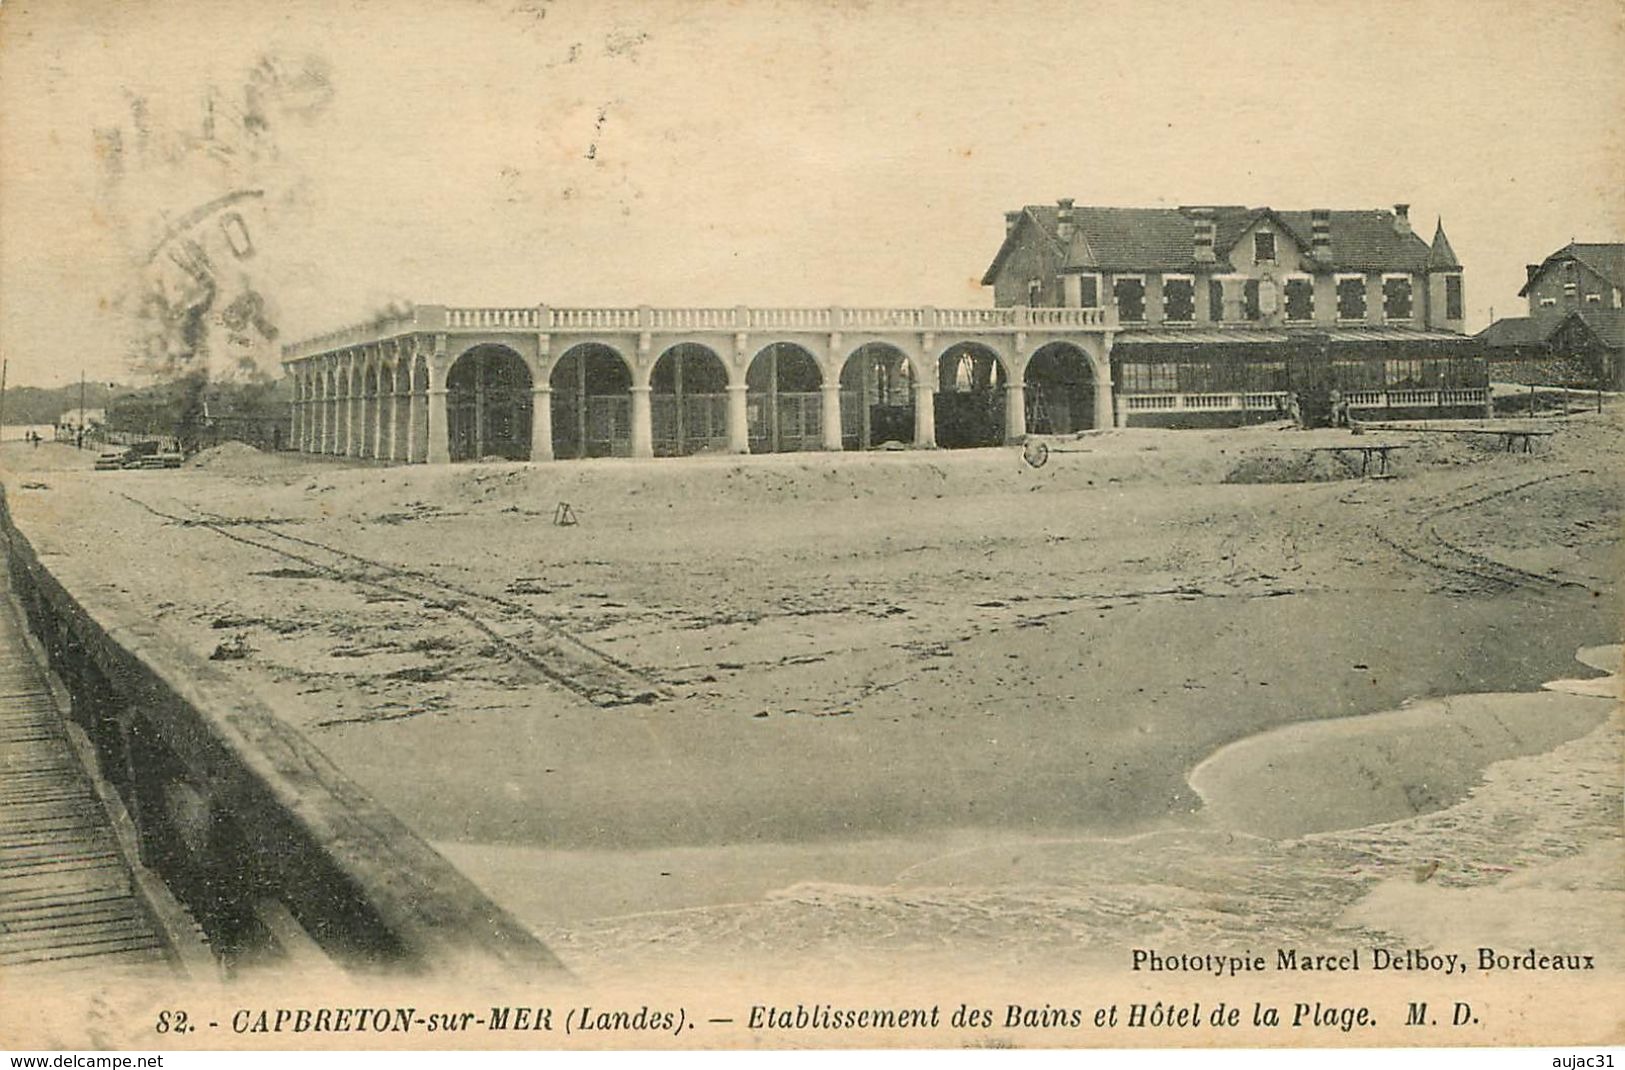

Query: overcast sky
[1,0,1621,388]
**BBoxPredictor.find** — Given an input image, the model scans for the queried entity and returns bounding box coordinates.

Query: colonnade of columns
[290,348,437,463]
[287,334,1114,464]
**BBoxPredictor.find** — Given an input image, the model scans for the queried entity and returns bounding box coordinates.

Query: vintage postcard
[0,0,1620,1057]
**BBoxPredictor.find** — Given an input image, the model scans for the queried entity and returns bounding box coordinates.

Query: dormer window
[1254,231,1276,264]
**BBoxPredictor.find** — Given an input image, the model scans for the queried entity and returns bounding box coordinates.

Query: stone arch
[838,342,916,449]
[935,340,1007,448]
[550,342,633,459]
[746,342,823,453]
[410,352,430,462]
[362,359,383,458]
[323,366,338,454]
[1024,340,1100,434]
[446,344,533,462]
[650,343,731,456]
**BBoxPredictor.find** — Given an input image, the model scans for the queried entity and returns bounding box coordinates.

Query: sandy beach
[2,414,1619,983]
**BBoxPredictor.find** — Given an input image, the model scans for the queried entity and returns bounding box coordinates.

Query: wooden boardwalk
[0,572,172,973]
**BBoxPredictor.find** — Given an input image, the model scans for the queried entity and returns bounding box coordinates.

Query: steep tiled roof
[1517,242,1625,296]
[1578,307,1625,347]
[1476,317,1550,347]
[1477,309,1625,349]
[984,205,1436,282]
[1427,220,1461,270]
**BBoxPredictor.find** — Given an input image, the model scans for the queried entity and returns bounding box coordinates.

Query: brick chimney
[1191,207,1216,263]
[1311,209,1331,260]
[1526,264,1541,286]
[1057,198,1076,241]
[1393,203,1411,234]
[1005,210,1022,236]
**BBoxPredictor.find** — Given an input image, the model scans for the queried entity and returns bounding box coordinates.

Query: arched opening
[387,359,410,461]
[1024,342,1098,434]
[936,342,1006,448]
[746,343,822,453]
[651,344,730,456]
[838,343,915,449]
[324,369,337,453]
[411,356,429,462]
[447,344,533,461]
[550,344,632,459]
[362,363,381,458]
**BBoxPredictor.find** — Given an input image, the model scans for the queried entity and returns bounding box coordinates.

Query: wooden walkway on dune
[0,571,171,972]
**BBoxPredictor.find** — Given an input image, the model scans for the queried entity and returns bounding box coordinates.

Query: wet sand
[2,414,1620,979]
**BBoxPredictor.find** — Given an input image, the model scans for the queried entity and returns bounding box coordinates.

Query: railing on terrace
[1123,392,1289,413]
[284,305,1118,360]
[445,307,544,328]
[1347,389,1488,409]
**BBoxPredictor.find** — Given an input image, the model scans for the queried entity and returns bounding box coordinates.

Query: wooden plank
[0,885,133,910]
[1,918,164,954]
[1,933,164,966]
[0,897,151,923]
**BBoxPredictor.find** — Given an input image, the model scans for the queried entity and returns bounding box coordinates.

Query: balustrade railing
[286,304,1120,362]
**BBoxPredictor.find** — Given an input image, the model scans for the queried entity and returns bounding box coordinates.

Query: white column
[407,388,423,463]
[726,384,749,454]
[347,369,363,457]
[819,382,843,451]
[531,386,553,461]
[388,388,403,461]
[427,386,450,464]
[1095,362,1116,430]
[1005,380,1027,443]
[913,380,937,448]
[629,385,653,459]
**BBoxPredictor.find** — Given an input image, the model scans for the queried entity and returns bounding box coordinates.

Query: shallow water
[436,645,1621,954]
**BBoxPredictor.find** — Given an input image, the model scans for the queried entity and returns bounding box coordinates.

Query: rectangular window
[1585,292,1601,304]
[1445,275,1463,320]
[1162,276,1195,322]
[1337,276,1367,320]
[1120,362,1174,392]
[1384,359,1424,387]
[1208,279,1225,322]
[1254,231,1276,263]
[1078,275,1100,308]
[1563,281,1578,301]
[1243,279,1261,321]
[1383,275,1414,321]
[1284,276,1314,322]
[1114,276,1146,322]
[1026,278,1042,306]
[1539,296,1557,307]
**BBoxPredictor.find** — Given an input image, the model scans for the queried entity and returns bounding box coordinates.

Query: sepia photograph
[0,0,1620,1056]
